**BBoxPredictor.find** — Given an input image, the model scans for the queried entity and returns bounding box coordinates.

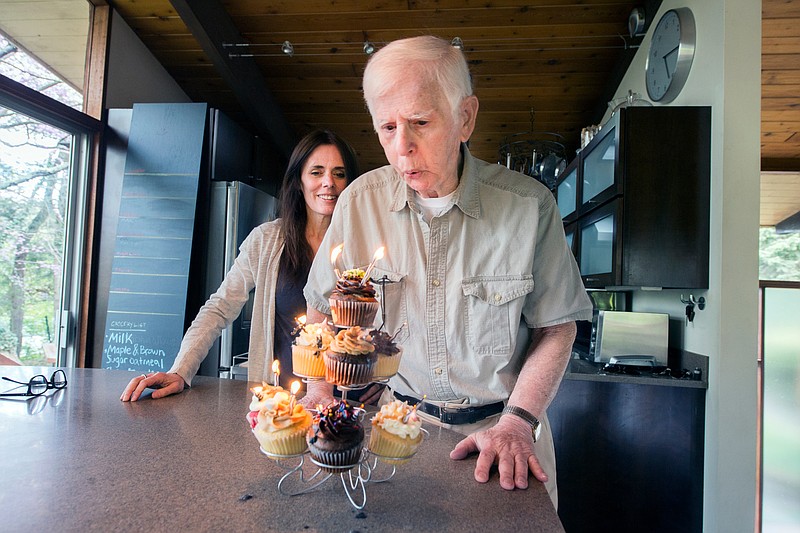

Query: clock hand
[662,45,679,79]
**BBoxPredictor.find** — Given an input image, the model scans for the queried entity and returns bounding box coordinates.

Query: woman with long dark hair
[121,129,358,401]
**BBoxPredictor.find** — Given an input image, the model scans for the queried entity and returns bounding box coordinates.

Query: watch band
[502,405,542,443]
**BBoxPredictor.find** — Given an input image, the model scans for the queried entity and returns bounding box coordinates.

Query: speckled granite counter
[0,367,563,532]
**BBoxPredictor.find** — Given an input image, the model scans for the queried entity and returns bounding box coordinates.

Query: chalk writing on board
[101,103,208,374]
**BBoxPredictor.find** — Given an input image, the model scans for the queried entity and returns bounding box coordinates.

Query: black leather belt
[393,392,504,425]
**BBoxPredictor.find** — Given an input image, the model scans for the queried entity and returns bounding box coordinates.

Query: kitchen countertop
[0,367,563,532]
[564,353,708,389]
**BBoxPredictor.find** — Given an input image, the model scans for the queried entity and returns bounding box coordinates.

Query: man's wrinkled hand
[299,379,334,409]
[449,415,547,490]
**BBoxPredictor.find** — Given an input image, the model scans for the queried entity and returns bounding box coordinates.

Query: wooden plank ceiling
[2,0,797,225]
[111,0,650,172]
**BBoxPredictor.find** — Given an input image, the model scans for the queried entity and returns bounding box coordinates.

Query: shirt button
[432,279,441,287]
[494,294,502,302]
[434,367,443,375]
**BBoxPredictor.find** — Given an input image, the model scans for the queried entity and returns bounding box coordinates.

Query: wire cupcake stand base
[260,439,424,510]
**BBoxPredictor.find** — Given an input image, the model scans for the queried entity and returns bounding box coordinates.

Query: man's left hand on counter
[450,414,546,490]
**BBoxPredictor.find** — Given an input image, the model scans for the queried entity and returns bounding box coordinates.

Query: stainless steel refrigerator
[198,180,277,379]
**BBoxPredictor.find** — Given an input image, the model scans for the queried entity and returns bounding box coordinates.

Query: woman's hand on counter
[450,414,546,491]
[120,372,186,402]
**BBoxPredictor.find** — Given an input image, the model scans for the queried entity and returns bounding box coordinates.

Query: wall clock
[645,7,696,103]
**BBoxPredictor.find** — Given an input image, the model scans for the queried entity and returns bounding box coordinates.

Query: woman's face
[300,144,348,218]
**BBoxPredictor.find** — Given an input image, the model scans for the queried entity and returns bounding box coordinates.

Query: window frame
[0,73,102,367]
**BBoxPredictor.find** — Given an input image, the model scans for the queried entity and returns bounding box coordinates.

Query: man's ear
[459,95,479,142]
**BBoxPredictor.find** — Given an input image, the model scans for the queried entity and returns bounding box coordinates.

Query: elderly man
[303,35,592,506]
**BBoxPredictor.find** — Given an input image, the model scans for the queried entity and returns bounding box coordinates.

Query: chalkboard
[101,103,208,373]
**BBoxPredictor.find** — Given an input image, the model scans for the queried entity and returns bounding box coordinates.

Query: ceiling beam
[167,0,296,158]
[761,157,800,172]
[776,210,800,233]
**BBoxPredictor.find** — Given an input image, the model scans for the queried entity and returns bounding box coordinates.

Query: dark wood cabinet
[556,106,711,289]
[550,377,706,533]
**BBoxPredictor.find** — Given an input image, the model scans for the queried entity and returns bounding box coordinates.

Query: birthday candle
[360,246,385,285]
[289,380,300,410]
[272,360,280,387]
[330,243,344,278]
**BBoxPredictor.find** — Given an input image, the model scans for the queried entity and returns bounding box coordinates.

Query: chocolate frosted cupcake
[324,326,377,387]
[291,322,334,378]
[306,400,365,472]
[370,329,404,381]
[329,269,380,327]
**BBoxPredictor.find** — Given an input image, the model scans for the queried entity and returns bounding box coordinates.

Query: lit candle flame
[361,246,385,285]
[272,360,280,387]
[330,243,344,278]
[297,315,307,325]
[289,380,301,410]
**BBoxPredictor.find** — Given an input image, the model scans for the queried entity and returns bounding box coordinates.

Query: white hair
[363,35,473,124]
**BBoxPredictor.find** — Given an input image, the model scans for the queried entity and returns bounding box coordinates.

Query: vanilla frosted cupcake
[370,329,403,380]
[324,326,377,386]
[247,390,312,457]
[368,400,423,464]
[328,269,380,327]
[291,322,334,378]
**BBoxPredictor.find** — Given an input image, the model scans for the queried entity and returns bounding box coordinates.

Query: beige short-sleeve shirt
[304,146,593,405]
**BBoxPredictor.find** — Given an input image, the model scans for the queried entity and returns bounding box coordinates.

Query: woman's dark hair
[278,129,359,276]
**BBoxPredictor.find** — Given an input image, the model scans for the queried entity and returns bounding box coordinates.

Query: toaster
[589,310,669,365]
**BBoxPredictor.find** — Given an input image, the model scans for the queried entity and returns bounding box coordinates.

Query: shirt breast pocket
[370,267,409,344]
[461,276,535,356]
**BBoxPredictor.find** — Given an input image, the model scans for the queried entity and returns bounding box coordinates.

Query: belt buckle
[439,405,458,425]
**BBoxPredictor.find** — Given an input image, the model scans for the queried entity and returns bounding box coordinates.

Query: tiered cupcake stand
[260,276,423,510]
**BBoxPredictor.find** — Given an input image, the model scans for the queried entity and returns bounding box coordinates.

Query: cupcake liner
[291,345,325,378]
[329,298,380,328]
[307,442,363,473]
[324,351,376,386]
[253,426,309,457]
[372,348,403,380]
[368,426,423,465]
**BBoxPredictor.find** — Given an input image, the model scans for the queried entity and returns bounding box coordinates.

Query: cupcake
[306,400,365,472]
[247,389,312,457]
[324,326,377,387]
[368,400,423,464]
[328,268,380,327]
[370,329,403,380]
[291,322,334,378]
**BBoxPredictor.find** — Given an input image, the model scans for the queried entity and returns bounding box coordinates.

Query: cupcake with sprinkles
[328,268,380,328]
[306,399,365,472]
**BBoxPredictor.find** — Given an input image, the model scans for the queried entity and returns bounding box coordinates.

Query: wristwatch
[502,405,542,443]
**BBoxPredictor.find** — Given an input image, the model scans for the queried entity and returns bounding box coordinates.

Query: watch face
[645,8,695,103]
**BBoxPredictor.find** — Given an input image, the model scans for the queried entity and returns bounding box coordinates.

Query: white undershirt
[415,191,455,223]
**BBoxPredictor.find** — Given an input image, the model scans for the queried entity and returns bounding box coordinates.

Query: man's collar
[389,143,481,219]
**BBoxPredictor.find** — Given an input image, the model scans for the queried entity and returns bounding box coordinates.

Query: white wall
[608,0,761,530]
[105,10,190,108]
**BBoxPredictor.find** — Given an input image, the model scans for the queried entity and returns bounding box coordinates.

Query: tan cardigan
[168,219,284,385]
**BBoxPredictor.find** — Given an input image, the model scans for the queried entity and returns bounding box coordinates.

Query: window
[0,13,100,367]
